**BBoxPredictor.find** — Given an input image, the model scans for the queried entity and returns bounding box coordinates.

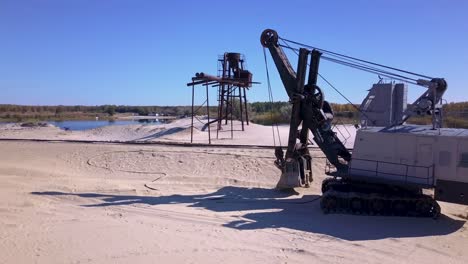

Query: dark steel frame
[186,53,259,144]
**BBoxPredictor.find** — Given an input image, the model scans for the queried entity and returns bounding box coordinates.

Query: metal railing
[332,121,352,145]
[349,158,435,186]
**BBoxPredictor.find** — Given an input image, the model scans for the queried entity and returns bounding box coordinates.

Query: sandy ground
[1,121,468,263]
[0,118,356,147]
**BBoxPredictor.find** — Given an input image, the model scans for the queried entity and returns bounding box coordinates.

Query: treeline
[249,101,468,127]
[250,101,359,114]
[0,104,197,122]
[249,101,360,125]
[443,102,468,118]
[0,104,193,116]
[444,102,468,112]
[0,102,283,122]
[249,101,291,125]
[7,101,465,116]
[1,101,468,127]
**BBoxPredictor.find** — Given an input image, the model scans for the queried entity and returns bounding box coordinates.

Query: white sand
[0,117,356,148]
[0,121,467,263]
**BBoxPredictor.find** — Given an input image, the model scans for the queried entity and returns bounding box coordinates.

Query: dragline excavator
[261,29,468,218]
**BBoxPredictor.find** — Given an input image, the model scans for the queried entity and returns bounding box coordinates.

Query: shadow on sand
[32,186,465,241]
[134,127,187,141]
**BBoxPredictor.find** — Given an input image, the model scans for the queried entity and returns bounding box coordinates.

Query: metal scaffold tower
[186,52,258,144]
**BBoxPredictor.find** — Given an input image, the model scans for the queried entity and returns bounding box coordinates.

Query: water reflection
[49,119,167,131]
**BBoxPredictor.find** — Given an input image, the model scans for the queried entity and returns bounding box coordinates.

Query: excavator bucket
[276,156,312,189]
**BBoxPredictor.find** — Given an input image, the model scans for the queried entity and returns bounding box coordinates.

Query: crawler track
[320,178,441,218]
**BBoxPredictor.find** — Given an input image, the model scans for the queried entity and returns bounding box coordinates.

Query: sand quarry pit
[1,120,468,263]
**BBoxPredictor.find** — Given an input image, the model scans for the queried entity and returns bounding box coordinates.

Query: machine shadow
[32,186,465,241]
[135,127,186,141]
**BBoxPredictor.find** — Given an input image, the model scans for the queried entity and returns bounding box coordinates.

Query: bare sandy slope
[1,141,468,264]
[0,118,357,148]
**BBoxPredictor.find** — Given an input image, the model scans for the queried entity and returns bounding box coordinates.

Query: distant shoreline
[0,115,178,123]
[118,115,177,120]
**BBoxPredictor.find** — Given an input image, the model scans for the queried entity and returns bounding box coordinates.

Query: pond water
[48,119,166,131]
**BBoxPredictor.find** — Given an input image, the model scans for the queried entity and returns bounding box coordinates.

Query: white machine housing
[349,125,468,205]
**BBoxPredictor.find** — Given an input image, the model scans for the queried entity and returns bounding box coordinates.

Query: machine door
[407,137,434,186]
[435,138,468,206]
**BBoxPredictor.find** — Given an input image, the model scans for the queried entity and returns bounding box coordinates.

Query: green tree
[55,105,65,116]
[105,105,116,116]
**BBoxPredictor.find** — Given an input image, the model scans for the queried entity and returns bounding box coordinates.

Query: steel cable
[279,39,376,124]
[279,37,433,80]
[263,47,282,147]
[278,43,419,84]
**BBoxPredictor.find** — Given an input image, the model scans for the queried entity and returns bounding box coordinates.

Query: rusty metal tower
[187,52,257,144]
[217,53,251,134]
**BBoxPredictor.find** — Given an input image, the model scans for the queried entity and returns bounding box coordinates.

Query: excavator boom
[261,29,351,188]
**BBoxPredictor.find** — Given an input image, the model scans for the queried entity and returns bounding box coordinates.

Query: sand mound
[0,118,356,147]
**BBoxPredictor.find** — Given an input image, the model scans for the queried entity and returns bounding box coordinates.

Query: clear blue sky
[1,0,467,106]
